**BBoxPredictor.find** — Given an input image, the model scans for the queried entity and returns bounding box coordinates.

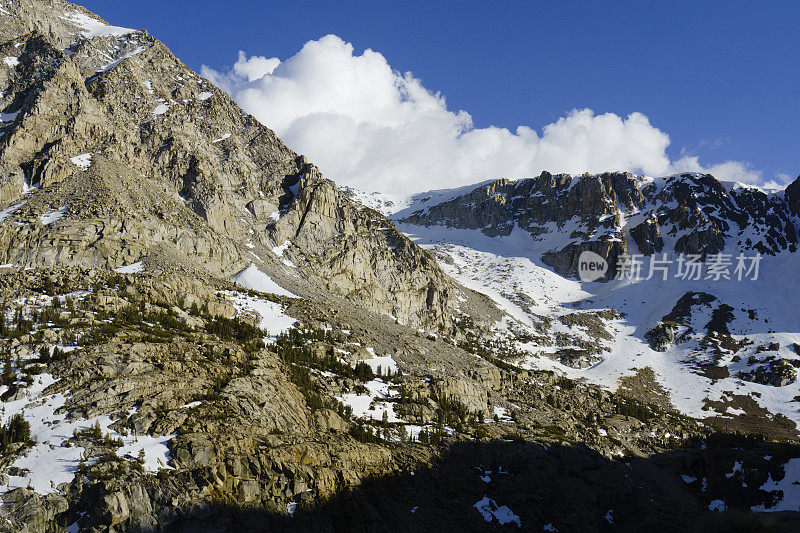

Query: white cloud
[673,156,763,185]
[760,172,795,190]
[230,51,280,82]
[202,34,764,195]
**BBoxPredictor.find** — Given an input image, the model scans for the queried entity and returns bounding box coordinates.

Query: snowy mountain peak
[398,171,799,280]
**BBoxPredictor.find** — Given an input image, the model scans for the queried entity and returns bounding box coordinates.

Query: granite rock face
[0,0,456,328]
[785,175,800,216]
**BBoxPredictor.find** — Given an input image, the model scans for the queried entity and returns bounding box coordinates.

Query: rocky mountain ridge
[400,171,800,279]
[0,0,459,329]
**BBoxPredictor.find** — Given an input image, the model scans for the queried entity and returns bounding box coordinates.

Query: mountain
[393,171,800,435]
[399,171,798,278]
[0,0,462,330]
[0,2,799,532]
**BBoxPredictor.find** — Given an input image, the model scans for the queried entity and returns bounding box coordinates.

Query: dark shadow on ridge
[151,434,800,533]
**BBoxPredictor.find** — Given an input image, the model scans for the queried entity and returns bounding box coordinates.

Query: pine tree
[1,355,14,386]
[39,345,50,363]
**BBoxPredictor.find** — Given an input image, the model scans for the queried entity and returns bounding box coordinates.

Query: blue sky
[80,0,798,191]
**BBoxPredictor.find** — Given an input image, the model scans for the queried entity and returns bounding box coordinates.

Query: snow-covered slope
[383,171,800,437]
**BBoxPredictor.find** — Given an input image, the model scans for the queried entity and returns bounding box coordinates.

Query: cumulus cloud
[202,35,763,195]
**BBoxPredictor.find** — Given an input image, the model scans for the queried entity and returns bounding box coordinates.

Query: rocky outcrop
[644,292,717,351]
[0,489,67,533]
[786,175,800,216]
[541,240,626,280]
[271,165,455,327]
[432,377,490,415]
[629,217,664,255]
[403,171,640,236]
[644,323,677,352]
[738,359,797,387]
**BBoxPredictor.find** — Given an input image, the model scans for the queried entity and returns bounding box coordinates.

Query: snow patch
[1,110,20,122]
[338,379,402,422]
[0,374,173,495]
[97,45,147,73]
[152,103,170,117]
[0,202,24,222]
[232,263,296,298]
[752,458,800,512]
[114,262,144,274]
[493,406,513,422]
[473,496,521,527]
[65,12,135,39]
[70,153,92,171]
[708,500,727,511]
[223,291,296,340]
[268,237,294,263]
[116,432,175,473]
[272,240,291,257]
[39,206,68,225]
[359,349,398,375]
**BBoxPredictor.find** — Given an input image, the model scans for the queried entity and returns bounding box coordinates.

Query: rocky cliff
[0,0,456,328]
